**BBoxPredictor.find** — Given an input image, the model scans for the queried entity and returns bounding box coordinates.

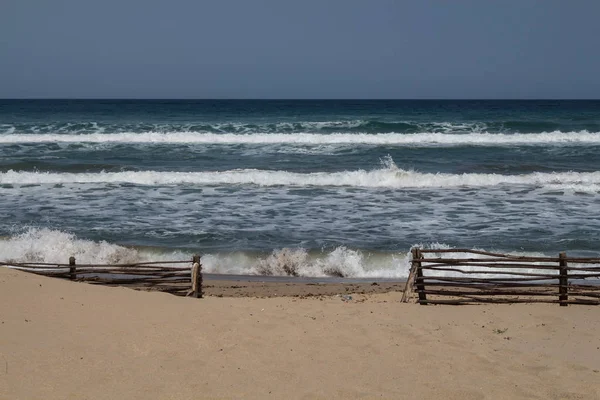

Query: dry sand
[1,268,599,400]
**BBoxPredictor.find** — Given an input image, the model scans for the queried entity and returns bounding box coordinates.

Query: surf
[3,161,600,191]
[2,131,600,147]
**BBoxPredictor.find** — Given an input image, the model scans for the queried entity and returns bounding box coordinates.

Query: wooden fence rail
[1,256,204,298]
[5,249,600,305]
[402,249,600,305]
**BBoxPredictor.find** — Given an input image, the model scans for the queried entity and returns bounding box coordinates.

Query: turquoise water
[1,100,600,277]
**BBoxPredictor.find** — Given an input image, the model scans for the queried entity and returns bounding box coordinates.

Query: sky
[1,0,599,99]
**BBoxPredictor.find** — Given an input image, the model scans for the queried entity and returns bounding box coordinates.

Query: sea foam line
[0,227,411,277]
[1,228,567,278]
[1,131,600,146]
[3,165,600,190]
[6,228,594,279]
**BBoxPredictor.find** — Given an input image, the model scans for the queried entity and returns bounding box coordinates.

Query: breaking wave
[2,131,600,147]
[0,228,188,265]
[0,228,410,277]
[4,228,592,279]
[3,157,600,192]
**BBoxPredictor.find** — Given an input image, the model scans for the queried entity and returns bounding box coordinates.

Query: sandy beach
[1,268,599,400]
[203,277,405,298]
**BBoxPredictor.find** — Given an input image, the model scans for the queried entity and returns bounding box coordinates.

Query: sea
[1,99,600,278]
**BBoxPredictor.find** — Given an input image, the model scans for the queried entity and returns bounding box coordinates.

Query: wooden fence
[5,249,600,305]
[401,249,600,305]
[1,255,204,298]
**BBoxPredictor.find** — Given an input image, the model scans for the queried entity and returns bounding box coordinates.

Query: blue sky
[1,0,599,99]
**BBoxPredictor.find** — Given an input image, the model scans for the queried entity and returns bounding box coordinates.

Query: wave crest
[1,228,411,278]
[3,131,600,147]
[3,228,596,279]
[0,228,147,264]
[3,159,600,191]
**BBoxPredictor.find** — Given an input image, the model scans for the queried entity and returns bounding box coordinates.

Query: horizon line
[1,98,599,101]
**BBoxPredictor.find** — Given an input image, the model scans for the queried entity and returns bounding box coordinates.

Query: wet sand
[203,276,405,297]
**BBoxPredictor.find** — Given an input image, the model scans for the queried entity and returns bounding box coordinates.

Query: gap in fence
[5,248,600,305]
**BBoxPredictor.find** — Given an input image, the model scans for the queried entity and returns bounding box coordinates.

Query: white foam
[3,159,600,191]
[1,131,600,146]
[2,228,597,279]
[0,120,479,135]
[0,228,184,265]
[246,247,410,278]
[0,228,412,277]
[0,125,16,134]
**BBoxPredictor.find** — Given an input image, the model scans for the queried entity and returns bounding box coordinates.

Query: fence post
[559,252,568,306]
[414,248,427,305]
[192,254,203,299]
[401,248,417,303]
[69,256,76,280]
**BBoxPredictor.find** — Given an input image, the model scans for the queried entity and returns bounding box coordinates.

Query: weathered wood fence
[5,249,600,305]
[402,249,600,305]
[2,255,204,298]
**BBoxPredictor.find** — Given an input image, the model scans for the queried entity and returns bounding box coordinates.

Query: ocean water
[2,99,600,278]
